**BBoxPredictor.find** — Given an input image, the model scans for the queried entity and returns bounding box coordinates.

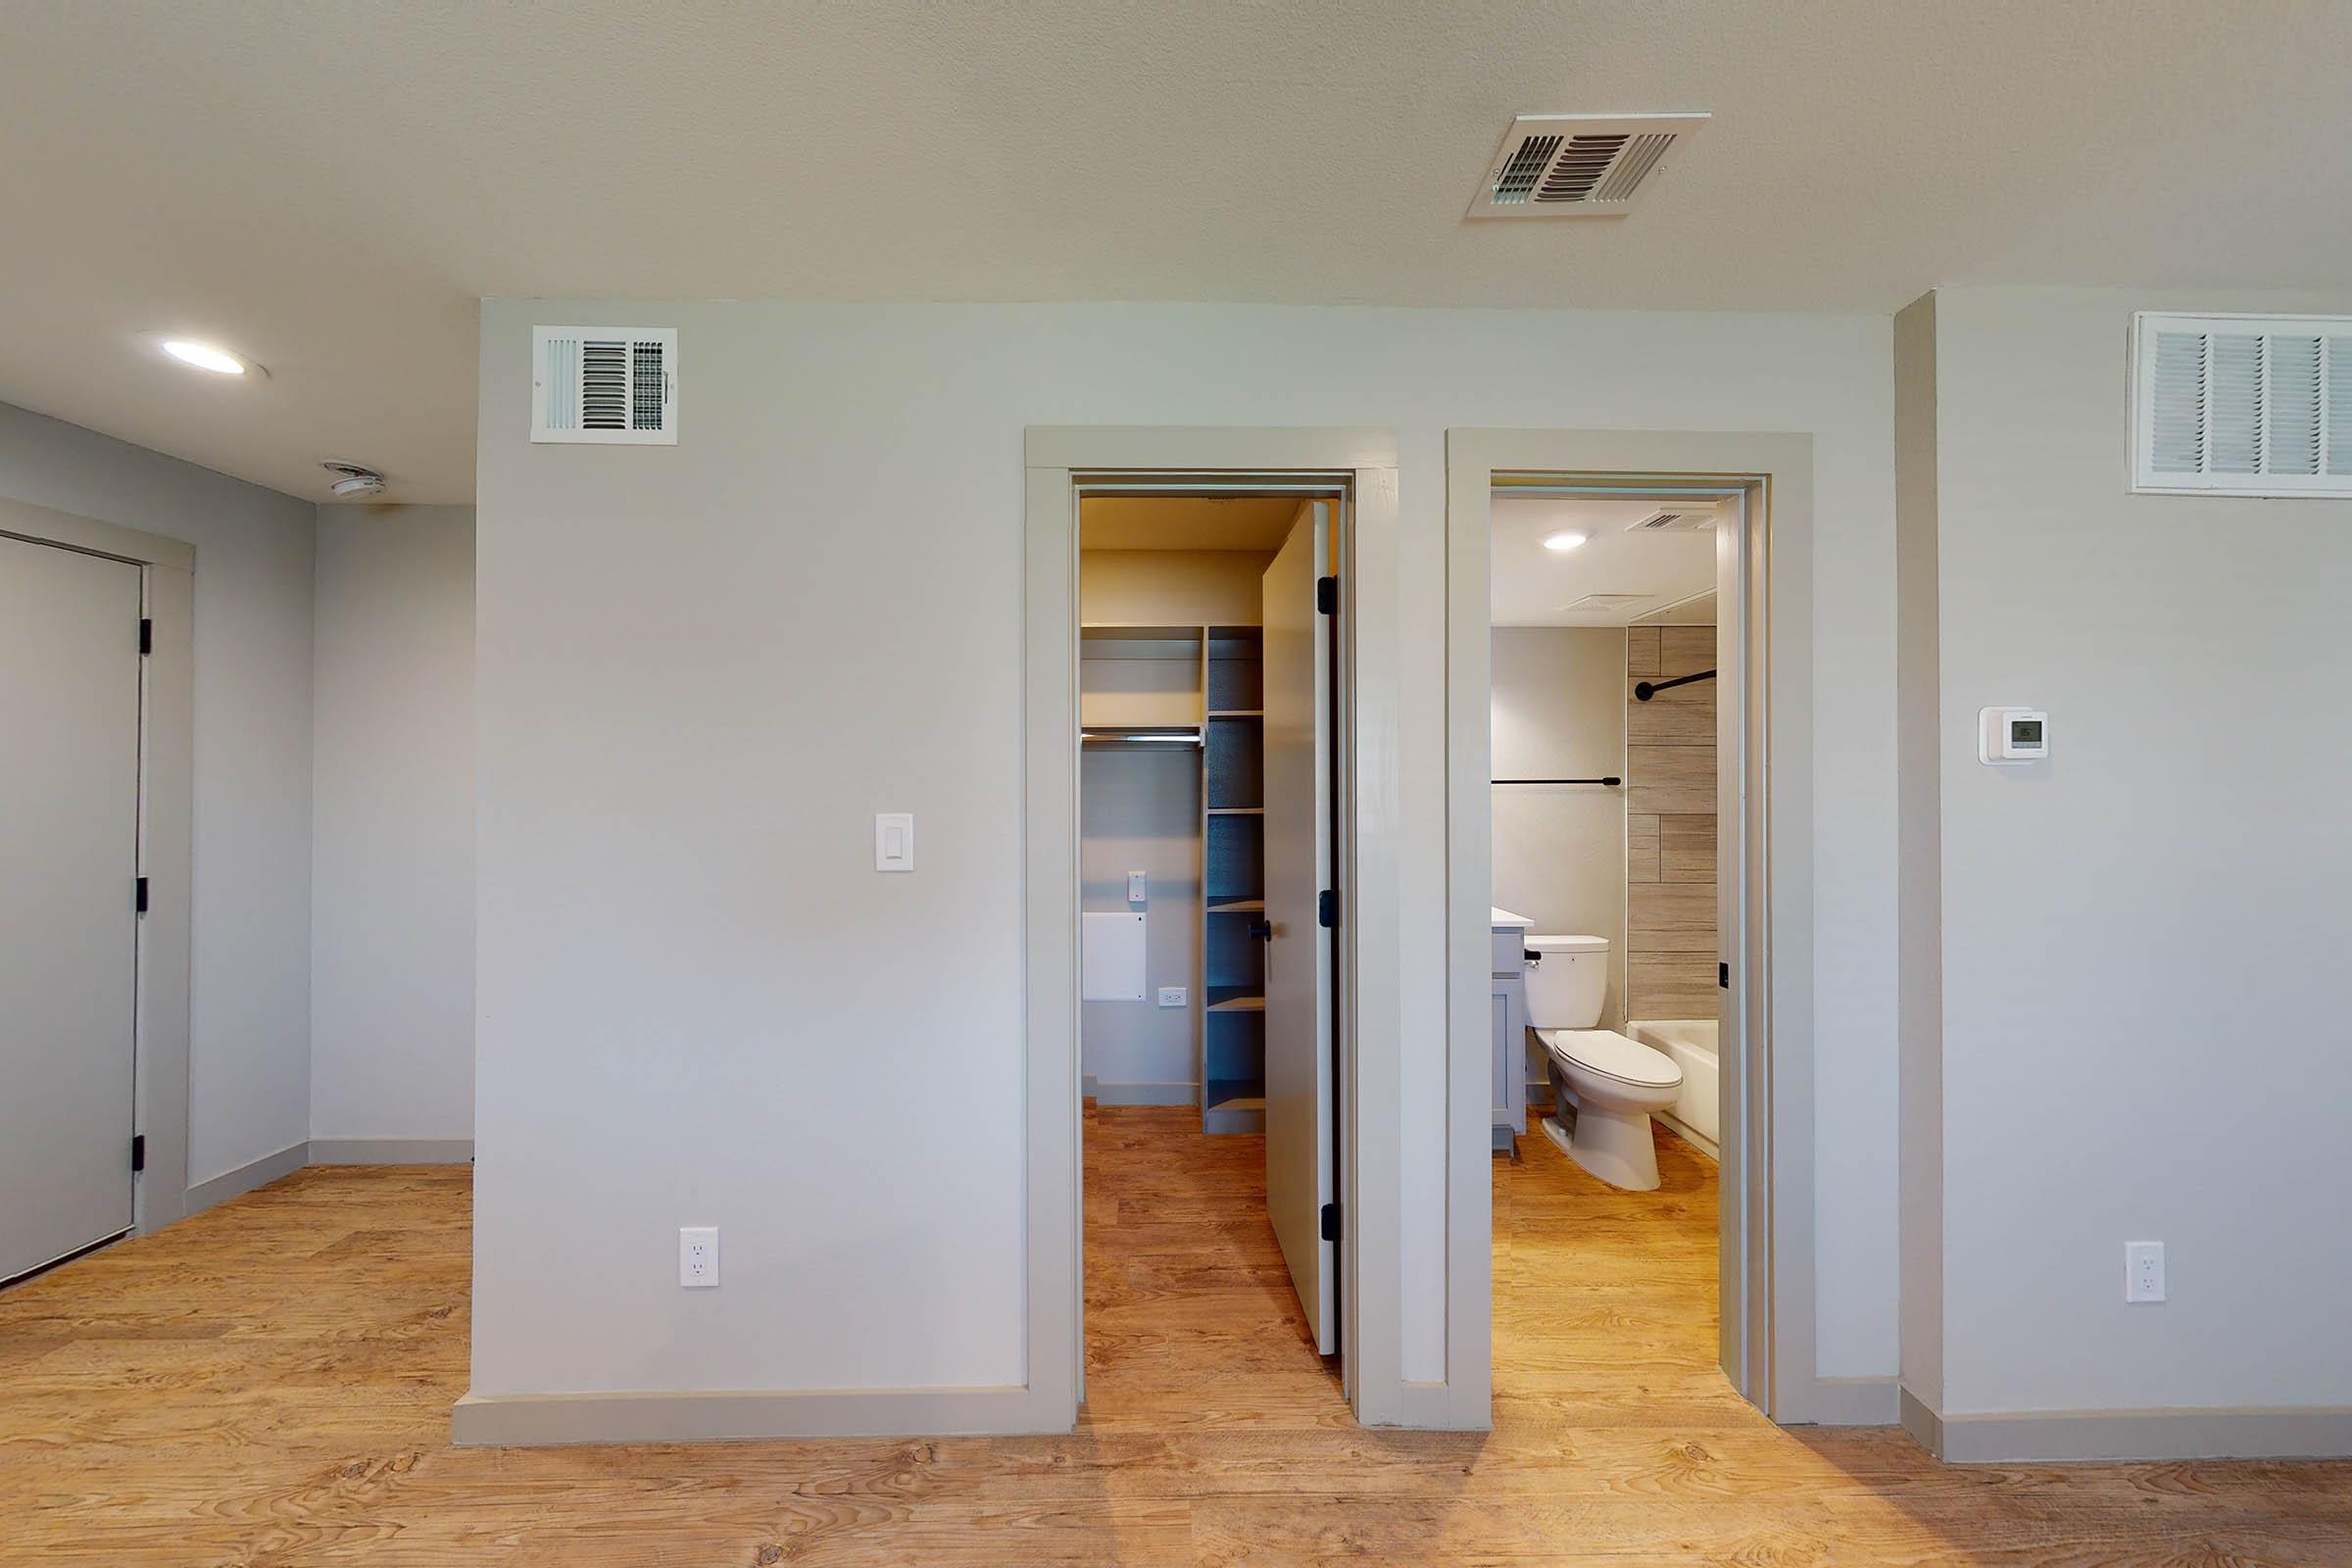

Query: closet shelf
[1206,988,1264,1012]
[1205,898,1264,913]
[1205,807,1263,816]
[1206,709,1263,719]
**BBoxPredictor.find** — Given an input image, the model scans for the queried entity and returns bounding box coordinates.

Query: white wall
[470,299,1897,1400]
[0,400,315,1185]
[1491,626,1628,1038]
[1913,287,2352,1417]
[310,505,475,1144]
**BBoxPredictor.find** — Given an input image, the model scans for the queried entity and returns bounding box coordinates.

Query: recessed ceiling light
[1543,530,1590,551]
[159,338,252,375]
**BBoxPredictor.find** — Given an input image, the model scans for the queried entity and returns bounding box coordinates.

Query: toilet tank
[1523,934,1610,1028]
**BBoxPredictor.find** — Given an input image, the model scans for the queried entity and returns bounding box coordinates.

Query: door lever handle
[1250,920,1274,942]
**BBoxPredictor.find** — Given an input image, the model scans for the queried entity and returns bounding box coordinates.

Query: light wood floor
[5,1107,2350,1564]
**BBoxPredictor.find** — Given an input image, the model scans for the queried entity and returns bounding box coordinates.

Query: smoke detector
[1467,114,1709,219]
[321,461,385,500]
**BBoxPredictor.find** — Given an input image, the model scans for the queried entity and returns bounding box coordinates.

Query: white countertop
[1490,906,1534,929]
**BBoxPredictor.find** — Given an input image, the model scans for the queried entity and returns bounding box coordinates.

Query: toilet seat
[1538,1028,1683,1090]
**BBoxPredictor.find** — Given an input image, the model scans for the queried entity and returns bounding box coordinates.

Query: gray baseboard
[1899,1384,2352,1462]
[308,1138,474,1165]
[452,1385,1054,1446]
[183,1141,311,1215]
[1086,1081,1199,1107]
[1804,1375,1900,1426]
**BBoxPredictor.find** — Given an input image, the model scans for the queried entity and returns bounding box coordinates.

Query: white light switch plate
[679,1226,719,1289]
[874,812,914,872]
[1158,986,1187,1008]
[1128,870,1148,904]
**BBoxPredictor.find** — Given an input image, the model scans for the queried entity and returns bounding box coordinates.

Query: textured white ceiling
[4,1,2350,502]
[1491,496,1716,626]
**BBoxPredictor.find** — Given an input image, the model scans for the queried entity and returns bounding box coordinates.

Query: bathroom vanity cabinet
[1491,908,1533,1152]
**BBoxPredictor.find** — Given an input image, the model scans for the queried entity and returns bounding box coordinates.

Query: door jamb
[1445,429,1819,1424]
[0,496,196,1237]
[1024,427,1402,1430]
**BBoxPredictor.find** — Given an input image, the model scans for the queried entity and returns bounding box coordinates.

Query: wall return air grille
[1467,114,1708,219]
[532,326,678,444]
[2132,313,2352,497]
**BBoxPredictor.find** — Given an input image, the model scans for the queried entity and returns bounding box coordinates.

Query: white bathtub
[1628,1018,1719,1159]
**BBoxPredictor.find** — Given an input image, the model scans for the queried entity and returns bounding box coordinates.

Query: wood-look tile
[1660,811,1717,883]
[1630,882,1717,952]
[1628,952,1724,1018]
[1625,624,1660,677]
[3,1112,2346,1565]
[1626,677,1715,747]
[1625,744,1714,816]
[1658,624,1717,679]
[1627,813,1660,883]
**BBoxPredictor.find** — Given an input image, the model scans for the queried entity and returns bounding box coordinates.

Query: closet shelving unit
[1200,625,1265,1134]
[1080,621,1265,1135]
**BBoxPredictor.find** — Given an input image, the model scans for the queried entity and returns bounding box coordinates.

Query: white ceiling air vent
[2132,312,2352,497]
[1563,593,1650,613]
[532,326,677,445]
[1467,114,1709,220]
[1625,508,1707,532]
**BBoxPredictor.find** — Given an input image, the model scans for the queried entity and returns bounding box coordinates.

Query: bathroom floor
[1494,1108,1725,1427]
[6,1121,2350,1564]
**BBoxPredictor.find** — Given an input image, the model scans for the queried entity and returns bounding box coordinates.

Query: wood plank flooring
[3,1107,2349,1564]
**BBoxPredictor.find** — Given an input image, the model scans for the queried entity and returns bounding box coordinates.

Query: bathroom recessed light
[1543,530,1590,551]
[159,338,252,375]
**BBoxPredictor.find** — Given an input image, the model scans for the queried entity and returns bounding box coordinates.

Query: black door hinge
[1320,1201,1342,1243]
[134,876,150,914]
[1315,575,1337,614]
[130,1134,146,1173]
[138,618,153,656]
[1719,961,1730,989]
[1317,888,1337,927]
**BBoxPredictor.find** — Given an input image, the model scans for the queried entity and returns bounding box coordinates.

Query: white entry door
[0,533,143,1281]
[1261,502,1335,1353]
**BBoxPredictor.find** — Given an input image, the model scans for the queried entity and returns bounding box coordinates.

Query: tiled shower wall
[1625,624,1719,1019]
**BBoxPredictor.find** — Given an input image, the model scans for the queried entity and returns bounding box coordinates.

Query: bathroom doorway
[1025,429,1401,1431]
[1446,429,1820,1425]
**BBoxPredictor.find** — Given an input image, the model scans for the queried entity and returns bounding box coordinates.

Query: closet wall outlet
[1158,986,1187,1008]
[2126,1241,2165,1303]
[679,1226,719,1289]
[1128,871,1148,904]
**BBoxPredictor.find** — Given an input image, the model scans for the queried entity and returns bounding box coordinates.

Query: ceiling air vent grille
[1468,115,1708,219]
[1627,509,1707,532]
[1564,593,1651,613]
[533,326,678,445]
[2132,312,2352,496]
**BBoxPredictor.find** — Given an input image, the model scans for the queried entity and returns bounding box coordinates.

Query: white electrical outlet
[679,1226,720,1289]
[1157,986,1187,1008]
[2125,1241,2165,1303]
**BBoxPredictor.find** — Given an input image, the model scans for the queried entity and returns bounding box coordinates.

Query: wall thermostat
[1978,708,2048,764]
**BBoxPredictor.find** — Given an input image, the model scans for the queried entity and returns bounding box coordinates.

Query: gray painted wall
[468,298,1897,1398]
[1913,287,2352,1417]
[310,505,475,1143]
[0,400,316,1185]
[1491,626,1627,1059]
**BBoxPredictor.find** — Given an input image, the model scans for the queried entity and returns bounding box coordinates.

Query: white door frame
[1446,429,1826,1423]
[1024,427,1405,1429]
[0,496,196,1239]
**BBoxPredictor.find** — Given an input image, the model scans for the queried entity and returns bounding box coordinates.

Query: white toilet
[1524,934,1684,1192]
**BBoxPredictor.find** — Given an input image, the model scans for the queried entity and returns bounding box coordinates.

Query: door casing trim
[1023,427,1405,1429]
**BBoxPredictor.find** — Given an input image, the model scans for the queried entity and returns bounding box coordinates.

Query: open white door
[0,533,142,1281]
[1262,501,1335,1352]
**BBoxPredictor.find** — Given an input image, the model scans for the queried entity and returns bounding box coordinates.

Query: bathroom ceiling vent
[532,326,677,445]
[1563,593,1650,613]
[1625,508,1708,532]
[2132,312,2352,497]
[1467,114,1709,219]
